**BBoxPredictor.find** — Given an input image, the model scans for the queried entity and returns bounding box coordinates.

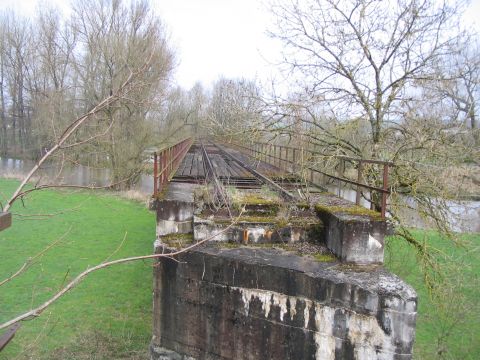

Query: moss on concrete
[214,215,281,224]
[315,204,383,220]
[312,253,337,262]
[216,242,290,250]
[161,233,195,249]
[153,186,169,201]
[294,202,311,210]
[214,241,338,263]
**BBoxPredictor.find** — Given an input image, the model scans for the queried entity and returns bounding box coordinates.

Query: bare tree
[269,0,465,153]
[64,0,175,188]
[206,77,263,140]
[425,36,479,143]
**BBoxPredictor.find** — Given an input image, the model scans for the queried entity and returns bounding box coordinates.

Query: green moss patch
[312,253,337,262]
[315,204,383,220]
[161,233,195,249]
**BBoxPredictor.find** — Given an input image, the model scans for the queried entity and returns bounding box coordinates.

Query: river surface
[1,157,478,233]
[0,157,154,194]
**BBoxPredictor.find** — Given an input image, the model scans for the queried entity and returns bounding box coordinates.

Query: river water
[1,157,479,233]
[0,157,154,195]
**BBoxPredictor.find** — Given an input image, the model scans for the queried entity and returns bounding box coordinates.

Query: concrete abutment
[150,184,417,360]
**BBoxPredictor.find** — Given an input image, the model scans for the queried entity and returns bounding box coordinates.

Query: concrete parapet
[314,194,387,264]
[153,183,198,237]
[193,216,321,244]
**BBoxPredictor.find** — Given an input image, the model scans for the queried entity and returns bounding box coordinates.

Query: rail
[228,141,393,218]
[153,138,193,197]
[213,143,296,201]
[200,142,232,215]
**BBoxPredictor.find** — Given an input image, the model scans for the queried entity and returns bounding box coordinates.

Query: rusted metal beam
[0,323,20,352]
[152,138,193,197]
[200,142,232,214]
[0,212,12,232]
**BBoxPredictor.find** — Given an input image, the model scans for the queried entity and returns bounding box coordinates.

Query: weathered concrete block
[193,216,321,244]
[318,210,386,264]
[151,245,417,360]
[154,183,198,237]
[156,200,193,236]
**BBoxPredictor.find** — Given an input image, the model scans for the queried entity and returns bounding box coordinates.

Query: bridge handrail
[227,140,394,218]
[153,138,193,197]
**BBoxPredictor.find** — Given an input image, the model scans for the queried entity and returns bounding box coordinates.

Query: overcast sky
[1,0,479,89]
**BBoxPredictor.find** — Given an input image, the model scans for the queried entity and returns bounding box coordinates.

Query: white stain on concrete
[236,287,290,321]
[231,286,416,360]
[246,228,266,243]
[289,297,297,319]
[304,299,312,328]
[314,304,336,360]
[368,234,383,249]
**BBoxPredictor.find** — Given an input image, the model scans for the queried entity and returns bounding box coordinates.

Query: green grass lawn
[385,230,480,359]
[0,179,155,359]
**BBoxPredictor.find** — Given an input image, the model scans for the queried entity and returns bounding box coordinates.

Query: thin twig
[0,228,71,288]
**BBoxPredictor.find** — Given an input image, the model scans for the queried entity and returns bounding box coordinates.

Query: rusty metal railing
[153,138,193,197]
[228,141,394,218]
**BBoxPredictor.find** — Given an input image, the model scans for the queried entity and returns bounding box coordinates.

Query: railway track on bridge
[172,140,308,204]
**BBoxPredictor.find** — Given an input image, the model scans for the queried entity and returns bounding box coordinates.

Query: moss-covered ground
[0,179,155,359]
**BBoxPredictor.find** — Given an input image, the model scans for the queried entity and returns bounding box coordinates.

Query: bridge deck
[172,143,293,186]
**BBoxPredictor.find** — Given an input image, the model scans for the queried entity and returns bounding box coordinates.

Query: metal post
[161,151,167,189]
[356,161,363,205]
[153,152,158,197]
[381,164,389,218]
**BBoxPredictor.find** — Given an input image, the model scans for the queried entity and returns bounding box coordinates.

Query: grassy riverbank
[385,230,480,359]
[0,179,155,359]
